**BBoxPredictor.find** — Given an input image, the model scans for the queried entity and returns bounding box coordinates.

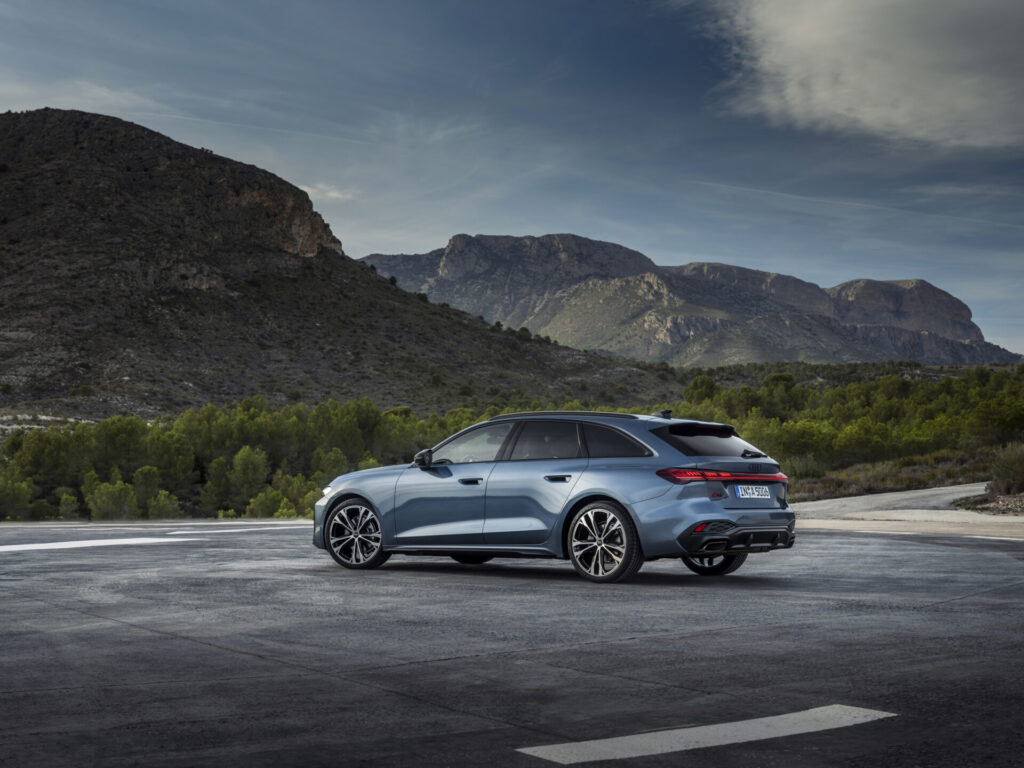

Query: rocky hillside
[0,109,680,417]
[365,235,1018,367]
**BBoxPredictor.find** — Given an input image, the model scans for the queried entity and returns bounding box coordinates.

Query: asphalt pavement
[1,493,1022,767]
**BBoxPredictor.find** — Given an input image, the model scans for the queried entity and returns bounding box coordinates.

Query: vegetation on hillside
[2,363,1022,520]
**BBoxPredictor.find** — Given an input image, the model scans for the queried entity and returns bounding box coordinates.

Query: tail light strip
[657,468,788,485]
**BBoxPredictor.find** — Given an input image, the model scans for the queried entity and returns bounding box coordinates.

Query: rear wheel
[325,500,391,570]
[681,553,747,576]
[450,554,493,565]
[568,502,643,583]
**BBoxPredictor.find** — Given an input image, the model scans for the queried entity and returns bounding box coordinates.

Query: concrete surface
[1,496,1022,767]
[794,482,1024,539]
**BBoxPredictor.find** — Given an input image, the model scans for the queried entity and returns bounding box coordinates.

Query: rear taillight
[657,468,788,485]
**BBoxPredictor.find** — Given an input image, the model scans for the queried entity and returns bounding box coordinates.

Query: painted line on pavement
[166,526,309,535]
[851,530,1022,542]
[0,538,204,553]
[517,704,897,764]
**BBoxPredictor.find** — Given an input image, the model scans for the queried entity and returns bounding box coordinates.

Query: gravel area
[956,492,1024,516]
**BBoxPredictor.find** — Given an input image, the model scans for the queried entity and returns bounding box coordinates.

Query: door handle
[459,478,482,485]
[544,474,571,482]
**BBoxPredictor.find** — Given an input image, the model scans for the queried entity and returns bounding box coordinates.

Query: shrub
[988,442,1024,496]
[0,476,36,520]
[148,490,185,519]
[86,481,140,520]
[57,492,81,519]
[247,487,286,517]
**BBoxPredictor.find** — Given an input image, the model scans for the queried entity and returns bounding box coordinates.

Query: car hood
[328,463,409,488]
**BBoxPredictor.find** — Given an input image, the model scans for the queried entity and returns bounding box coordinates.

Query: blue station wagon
[313,411,795,582]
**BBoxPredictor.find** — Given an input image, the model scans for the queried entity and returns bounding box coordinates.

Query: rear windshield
[652,424,766,458]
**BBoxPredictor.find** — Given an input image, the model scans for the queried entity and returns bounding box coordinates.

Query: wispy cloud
[0,71,167,115]
[299,183,357,202]
[903,183,1024,198]
[714,0,1024,149]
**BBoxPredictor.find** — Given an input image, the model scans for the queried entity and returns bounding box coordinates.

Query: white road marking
[517,704,897,764]
[851,530,1022,542]
[0,538,203,553]
[166,526,309,535]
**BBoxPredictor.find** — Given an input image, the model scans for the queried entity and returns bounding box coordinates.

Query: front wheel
[325,500,391,570]
[568,502,644,583]
[681,553,747,576]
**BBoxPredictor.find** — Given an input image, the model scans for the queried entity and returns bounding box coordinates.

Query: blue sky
[2,0,1023,352]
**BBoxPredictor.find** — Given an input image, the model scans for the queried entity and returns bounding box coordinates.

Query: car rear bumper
[677,521,795,556]
[631,489,796,557]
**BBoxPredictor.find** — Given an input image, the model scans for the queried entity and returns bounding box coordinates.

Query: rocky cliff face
[371,233,655,329]
[365,235,1019,367]
[828,279,983,342]
[0,109,680,415]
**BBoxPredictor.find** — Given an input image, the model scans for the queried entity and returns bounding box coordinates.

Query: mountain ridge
[0,109,681,416]
[365,234,1017,366]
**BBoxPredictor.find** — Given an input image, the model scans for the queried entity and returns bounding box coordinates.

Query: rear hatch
[651,422,787,509]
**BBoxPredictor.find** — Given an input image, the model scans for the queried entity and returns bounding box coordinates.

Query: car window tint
[652,424,765,457]
[432,422,514,464]
[583,424,650,458]
[509,421,581,461]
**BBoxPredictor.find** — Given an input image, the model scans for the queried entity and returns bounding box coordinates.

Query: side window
[584,424,650,458]
[509,421,582,461]
[432,422,514,465]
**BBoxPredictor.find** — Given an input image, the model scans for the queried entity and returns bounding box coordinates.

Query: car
[312,410,795,582]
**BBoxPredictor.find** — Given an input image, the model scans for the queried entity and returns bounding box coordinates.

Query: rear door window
[509,421,582,460]
[652,424,766,458]
[583,424,651,458]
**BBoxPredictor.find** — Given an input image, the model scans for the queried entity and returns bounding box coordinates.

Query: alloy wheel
[326,503,388,568]
[568,503,642,582]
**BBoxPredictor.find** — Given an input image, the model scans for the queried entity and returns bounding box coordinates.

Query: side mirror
[413,448,432,469]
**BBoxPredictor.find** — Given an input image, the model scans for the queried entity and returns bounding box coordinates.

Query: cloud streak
[299,183,357,202]
[715,0,1024,148]
[0,71,166,116]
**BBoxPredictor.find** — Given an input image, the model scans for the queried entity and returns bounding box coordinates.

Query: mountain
[0,109,680,417]
[365,234,1019,367]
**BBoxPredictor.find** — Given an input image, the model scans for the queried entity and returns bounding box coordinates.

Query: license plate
[734,485,771,499]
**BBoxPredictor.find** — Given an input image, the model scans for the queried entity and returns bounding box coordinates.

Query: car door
[484,420,587,545]
[393,421,515,546]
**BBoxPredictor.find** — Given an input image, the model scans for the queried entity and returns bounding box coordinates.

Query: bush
[148,490,186,519]
[247,487,286,517]
[86,481,140,520]
[988,443,1024,496]
[0,476,36,520]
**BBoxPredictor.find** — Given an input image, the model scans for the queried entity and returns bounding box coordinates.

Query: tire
[325,499,391,570]
[681,553,747,576]
[567,501,644,583]
[450,554,494,565]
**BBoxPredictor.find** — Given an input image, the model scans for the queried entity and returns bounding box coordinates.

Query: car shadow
[370,559,792,588]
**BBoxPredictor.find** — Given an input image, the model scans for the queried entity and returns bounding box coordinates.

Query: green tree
[0,475,36,520]
[684,375,718,403]
[86,481,140,520]
[199,456,231,515]
[311,447,349,486]
[227,445,269,512]
[247,487,286,517]
[132,465,161,513]
[147,490,185,519]
[57,492,80,519]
